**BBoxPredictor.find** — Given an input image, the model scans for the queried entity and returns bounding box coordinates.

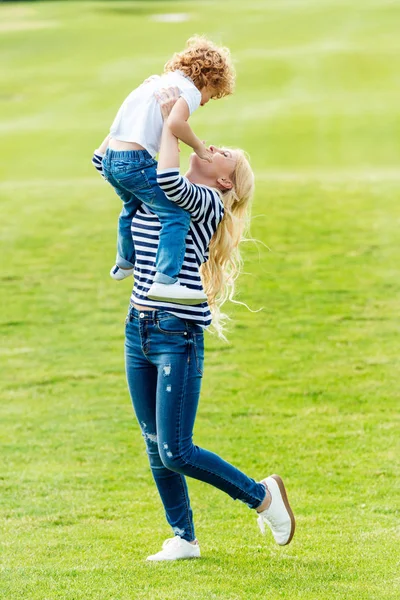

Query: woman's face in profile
[190,145,237,184]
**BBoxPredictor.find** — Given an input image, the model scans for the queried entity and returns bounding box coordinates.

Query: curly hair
[164,35,235,99]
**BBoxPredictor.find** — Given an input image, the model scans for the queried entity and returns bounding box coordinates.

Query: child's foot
[110,265,134,281]
[256,475,295,545]
[146,536,200,562]
[147,281,207,305]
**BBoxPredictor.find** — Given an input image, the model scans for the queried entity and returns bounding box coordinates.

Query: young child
[92,36,235,305]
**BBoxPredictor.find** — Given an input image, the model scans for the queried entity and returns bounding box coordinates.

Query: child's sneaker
[147,281,207,305]
[146,536,200,561]
[256,475,295,546]
[110,265,134,280]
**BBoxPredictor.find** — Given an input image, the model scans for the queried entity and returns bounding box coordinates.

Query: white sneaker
[146,536,201,562]
[110,265,134,281]
[256,475,295,545]
[147,281,207,305]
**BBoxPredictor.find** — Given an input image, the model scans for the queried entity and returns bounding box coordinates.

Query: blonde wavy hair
[200,150,256,340]
[164,35,235,99]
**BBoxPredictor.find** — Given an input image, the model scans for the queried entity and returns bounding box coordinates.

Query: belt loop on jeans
[128,304,137,322]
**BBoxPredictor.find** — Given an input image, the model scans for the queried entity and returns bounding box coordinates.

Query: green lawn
[1,1,399,598]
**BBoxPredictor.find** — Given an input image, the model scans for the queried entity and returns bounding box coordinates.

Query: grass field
[1,1,400,598]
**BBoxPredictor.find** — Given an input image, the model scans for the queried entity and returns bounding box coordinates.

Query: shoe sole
[146,556,200,561]
[146,550,201,561]
[147,294,206,306]
[111,275,132,280]
[270,474,296,545]
[110,269,133,281]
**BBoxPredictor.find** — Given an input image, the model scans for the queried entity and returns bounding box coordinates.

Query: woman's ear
[216,177,233,190]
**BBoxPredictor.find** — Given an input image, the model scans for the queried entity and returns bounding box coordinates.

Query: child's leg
[131,162,189,279]
[132,164,206,304]
[102,152,141,274]
[151,197,191,283]
[116,193,139,269]
[102,150,205,302]
[103,150,187,278]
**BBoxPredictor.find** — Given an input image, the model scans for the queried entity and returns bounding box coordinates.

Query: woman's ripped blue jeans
[124,306,267,542]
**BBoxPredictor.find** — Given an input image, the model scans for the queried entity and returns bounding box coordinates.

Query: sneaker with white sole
[147,281,207,305]
[110,265,134,281]
[146,536,200,562]
[256,474,295,545]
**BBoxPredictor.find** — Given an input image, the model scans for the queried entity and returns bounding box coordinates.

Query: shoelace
[162,537,180,550]
[161,536,198,552]
[258,506,288,537]
[257,511,267,534]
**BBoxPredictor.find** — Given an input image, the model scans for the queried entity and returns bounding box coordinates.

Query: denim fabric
[124,306,267,542]
[102,149,190,280]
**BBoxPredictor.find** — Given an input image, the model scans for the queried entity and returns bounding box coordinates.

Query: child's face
[200,86,214,106]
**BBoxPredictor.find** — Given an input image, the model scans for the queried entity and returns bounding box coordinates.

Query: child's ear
[216,177,233,190]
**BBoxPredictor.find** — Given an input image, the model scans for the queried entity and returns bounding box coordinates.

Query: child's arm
[91,151,104,178]
[91,134,110,178]
[163,96,212,163]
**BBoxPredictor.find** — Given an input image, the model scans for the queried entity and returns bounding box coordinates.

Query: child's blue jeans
[125,305,267,542]
[102,148,191,283]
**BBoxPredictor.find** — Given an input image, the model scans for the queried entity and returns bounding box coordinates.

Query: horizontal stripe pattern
[92,154,224,327]
[92,151,105,177]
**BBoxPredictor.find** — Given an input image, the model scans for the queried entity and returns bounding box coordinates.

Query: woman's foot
[256,474,295,546]
[146,536,200,561]
[110,265,134,280]
[256,482,272,513]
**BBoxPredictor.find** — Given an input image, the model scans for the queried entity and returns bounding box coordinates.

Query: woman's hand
[155,87,181,121]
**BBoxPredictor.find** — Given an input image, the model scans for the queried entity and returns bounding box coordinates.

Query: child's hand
[194,141,213,163]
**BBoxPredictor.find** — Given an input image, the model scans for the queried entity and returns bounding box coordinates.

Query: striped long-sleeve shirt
[92,151,224,328]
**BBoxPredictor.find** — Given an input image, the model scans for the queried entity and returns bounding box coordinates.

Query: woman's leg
[124,309,197,543]
[148,317,268,511]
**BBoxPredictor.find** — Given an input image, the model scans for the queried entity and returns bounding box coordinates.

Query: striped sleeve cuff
[92,150,105,178]
[157,168,180,180]
[157,168,182,194]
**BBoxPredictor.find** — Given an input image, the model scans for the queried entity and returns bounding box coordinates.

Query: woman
[92,87,295,561]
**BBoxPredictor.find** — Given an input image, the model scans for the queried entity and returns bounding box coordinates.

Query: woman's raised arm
[155,88,224,225]
[157,87,181,171]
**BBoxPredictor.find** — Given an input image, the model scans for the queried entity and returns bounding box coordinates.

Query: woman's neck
[185,168,216,188]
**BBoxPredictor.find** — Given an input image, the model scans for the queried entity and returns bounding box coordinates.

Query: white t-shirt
[109,71,201,158]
